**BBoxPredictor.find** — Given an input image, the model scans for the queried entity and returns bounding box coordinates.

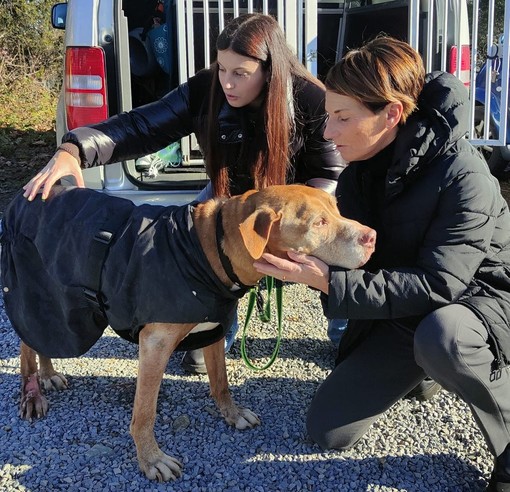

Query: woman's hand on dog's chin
[23,150,85,202]
[254,251,330,294]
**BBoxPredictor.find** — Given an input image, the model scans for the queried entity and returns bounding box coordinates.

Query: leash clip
[256,289,271,323]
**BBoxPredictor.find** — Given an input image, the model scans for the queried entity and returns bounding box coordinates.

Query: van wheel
[474,105,510,179]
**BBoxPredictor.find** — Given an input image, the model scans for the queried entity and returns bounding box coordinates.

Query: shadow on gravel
[0,400,489,492]
[230,336,339,370]
[0,299,491,490]
[0,364,490,491]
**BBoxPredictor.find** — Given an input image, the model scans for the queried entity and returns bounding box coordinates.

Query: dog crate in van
[336,0,471,85]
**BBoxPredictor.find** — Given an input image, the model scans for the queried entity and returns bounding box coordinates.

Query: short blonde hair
[326,36,425,124]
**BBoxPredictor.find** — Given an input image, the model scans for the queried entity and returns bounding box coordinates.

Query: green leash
[240,276,283,371]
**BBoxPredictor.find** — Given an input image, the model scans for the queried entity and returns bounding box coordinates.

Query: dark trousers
[306,304,510,457]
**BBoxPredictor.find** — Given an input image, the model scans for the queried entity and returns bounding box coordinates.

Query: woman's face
[323,91,400,163]
[217,49,267,108]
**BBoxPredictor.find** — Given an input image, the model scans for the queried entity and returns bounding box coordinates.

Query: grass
[0,77,58,215]
[0,77,58,156]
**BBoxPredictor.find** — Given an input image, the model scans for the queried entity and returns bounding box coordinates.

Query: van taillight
[65,47,108,130]
[449,45,471,87]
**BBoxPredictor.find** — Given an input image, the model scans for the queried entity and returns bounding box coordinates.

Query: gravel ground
[0,281,494,491]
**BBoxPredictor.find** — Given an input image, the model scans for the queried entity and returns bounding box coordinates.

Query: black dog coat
[0,187,245,358]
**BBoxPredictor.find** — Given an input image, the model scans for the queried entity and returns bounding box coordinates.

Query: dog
[0,183,375,482]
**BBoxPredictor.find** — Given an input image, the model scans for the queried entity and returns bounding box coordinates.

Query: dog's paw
[20,374,49,421]
[140,452,183,482]
[234,407,261,430]
[223,406,261,430]
[40,372,68,392]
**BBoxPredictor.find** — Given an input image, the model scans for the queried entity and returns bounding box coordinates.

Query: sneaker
[487,444,510,491]
[327,318,348,346]
[404,376,441,401]
[181,349,207,374]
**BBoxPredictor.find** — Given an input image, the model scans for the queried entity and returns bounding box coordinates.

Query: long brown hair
[325,36,425,123]
[206,13,323,197]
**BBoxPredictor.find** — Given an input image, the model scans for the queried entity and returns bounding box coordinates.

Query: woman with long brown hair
[204,13,337,197]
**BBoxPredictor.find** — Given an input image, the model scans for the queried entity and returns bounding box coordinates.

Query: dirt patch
[0,136,55,218]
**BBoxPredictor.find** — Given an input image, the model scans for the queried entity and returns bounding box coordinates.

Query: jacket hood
[387,71,470,197]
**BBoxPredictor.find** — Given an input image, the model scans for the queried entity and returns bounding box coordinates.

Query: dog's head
[235,184,375,269]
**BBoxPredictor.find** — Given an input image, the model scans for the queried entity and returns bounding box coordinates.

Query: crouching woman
[254,36,510,491]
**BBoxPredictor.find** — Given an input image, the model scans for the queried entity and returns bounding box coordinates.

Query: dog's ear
[239,207,282,259]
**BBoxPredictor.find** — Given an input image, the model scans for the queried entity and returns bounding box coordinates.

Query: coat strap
[83,212,128,314]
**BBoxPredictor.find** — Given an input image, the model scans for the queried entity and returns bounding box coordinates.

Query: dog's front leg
[203,339,260,430]
[131,322,188,482]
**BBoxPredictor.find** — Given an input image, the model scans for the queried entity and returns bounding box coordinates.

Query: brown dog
[2,184,375,482]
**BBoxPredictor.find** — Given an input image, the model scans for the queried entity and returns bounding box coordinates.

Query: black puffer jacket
[62,69,342,194]
[322,72,510,370]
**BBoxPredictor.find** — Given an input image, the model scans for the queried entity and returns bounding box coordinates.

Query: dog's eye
[313,218,328,227]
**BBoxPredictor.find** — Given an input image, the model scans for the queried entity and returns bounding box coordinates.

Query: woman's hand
[23,150,85,201]
[253,250,330,294]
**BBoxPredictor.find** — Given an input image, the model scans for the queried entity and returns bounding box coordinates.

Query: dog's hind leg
[38,354,68,392]
[19,342,48,421]
[203,339,260,430]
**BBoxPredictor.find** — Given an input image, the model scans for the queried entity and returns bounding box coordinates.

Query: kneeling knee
[414,308,458,371]
[306,411,359,451]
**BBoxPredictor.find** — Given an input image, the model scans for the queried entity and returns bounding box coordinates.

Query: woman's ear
[386,102,403,129]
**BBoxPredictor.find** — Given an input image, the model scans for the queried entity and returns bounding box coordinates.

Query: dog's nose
[359,229,376,247]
